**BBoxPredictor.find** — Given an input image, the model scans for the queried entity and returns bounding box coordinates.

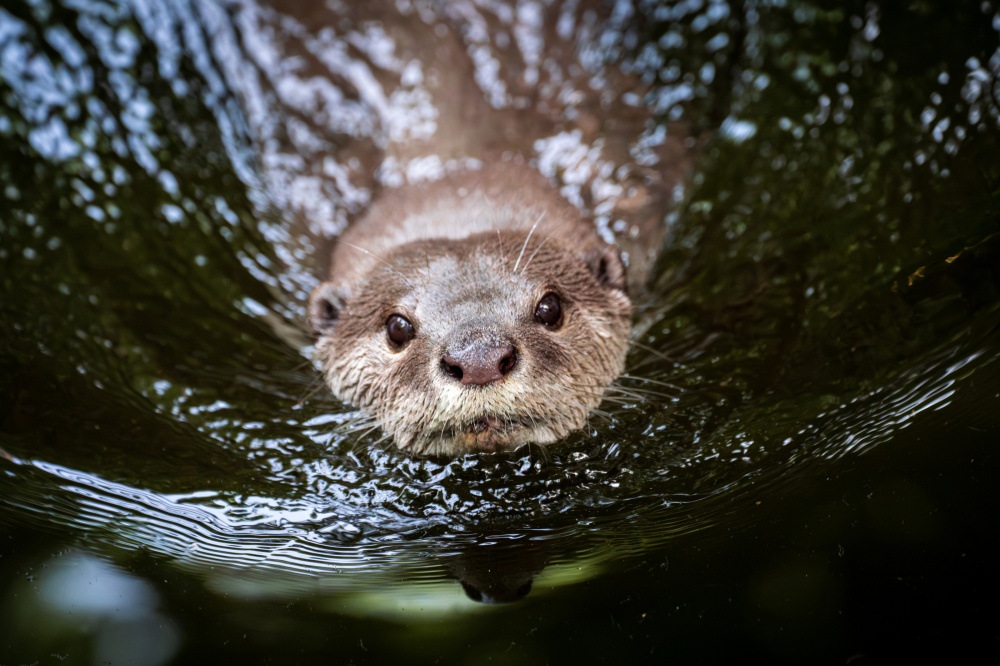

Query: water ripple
[2,0,999,606]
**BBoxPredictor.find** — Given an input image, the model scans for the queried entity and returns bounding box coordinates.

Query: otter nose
[441,341,517,386]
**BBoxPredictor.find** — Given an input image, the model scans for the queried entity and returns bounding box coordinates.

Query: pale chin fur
[382,367,576,457]
[348,351,597,455]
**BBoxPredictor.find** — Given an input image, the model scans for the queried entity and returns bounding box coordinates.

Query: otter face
[308,231,631,457]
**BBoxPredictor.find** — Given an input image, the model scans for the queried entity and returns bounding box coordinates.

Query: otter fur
[308,164,633,456]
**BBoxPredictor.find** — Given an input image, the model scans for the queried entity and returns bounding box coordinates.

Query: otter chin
[307,164,633,457]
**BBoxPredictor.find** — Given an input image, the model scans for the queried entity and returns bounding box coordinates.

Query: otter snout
[440,338,518,386]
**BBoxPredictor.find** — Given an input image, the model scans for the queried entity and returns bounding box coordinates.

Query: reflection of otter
[309,164,632,456]
[442,536,552,604]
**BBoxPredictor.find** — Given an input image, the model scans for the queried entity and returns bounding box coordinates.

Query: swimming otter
[308,164,632,456]
[237,0,696,455]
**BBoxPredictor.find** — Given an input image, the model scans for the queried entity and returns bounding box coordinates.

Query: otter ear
[308,282,345,338]
[582,243,628,292]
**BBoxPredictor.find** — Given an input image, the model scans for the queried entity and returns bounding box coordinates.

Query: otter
[307,163,634,456]
[237,0,697,456]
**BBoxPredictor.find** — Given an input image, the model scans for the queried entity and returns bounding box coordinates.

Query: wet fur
[310,165,632,456]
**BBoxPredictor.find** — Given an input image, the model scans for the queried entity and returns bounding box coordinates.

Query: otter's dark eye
[385,314,415,349]
[534,292,563,327]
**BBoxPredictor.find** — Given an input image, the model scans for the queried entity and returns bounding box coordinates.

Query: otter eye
[534,292,563,327]
[385,314,415,349]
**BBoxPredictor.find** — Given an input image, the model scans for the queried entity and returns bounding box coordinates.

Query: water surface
[2,0,999,663]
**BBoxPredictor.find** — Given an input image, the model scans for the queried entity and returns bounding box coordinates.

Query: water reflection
[4,550,181,665]
[2,0,1000,616]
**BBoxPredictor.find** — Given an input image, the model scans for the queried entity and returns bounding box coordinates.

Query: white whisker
[339,240,415,286]
[513,212,545,273]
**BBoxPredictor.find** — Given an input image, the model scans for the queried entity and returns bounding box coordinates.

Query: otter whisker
[619,373,684,391]
[331,412,379,454]
[627,340,679,364]
[556,375,676,399]
[370,431,395,451]
[587,408,614,422]
[349,420,384,442]
[295,377,330,407]
[518,231,552,274]
[595,394,644,405]
[606,384,679,401]
[519,214,584,275]
[496,229,508,273]
[339,415,379,434]
[513,212,545,273]
[338,240,417,287]
[289,358,319,373]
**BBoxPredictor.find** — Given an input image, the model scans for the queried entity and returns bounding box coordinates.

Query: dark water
[2,0,999,663]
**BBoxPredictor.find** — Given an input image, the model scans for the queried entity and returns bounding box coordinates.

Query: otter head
[308,231,631,456]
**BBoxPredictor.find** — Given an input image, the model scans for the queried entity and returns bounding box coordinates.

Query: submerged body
[309,165,632,456]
